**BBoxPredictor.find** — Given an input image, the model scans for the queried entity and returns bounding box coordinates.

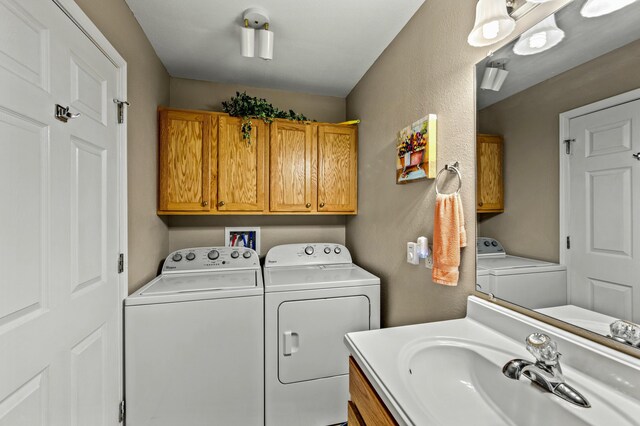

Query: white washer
[125,247,263,426]
[263,243,380,426]
[477,237,567,308]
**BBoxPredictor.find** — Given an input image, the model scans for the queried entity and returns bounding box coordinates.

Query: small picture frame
[224,227,261,255]
[396,114,437,184]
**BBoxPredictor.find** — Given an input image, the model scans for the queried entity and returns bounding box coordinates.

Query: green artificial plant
[221,92,313,143]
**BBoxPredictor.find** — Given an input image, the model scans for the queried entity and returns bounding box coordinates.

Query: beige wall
[167,78,348,254]
[170,77,346,123]
[478,38,640,263]
[344,0,569,327]
[75,0,170,292]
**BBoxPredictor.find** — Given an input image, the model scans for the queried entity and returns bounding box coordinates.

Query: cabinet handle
[305,203,311,208]
[319,202,325,208]
[217,201,225,207]
[478,201,483,207]
[201,201,208,207]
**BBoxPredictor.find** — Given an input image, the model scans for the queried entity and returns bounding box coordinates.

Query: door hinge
[564,138,575,155]
[118,253,124,274]
[566,236,571,250]
[118,400,125,423]
[113,99,130,124]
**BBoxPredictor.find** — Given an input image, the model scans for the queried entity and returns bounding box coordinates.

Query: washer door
[278,296,370,384]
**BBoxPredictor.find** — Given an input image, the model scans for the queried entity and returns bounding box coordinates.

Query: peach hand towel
[432,193,467,286]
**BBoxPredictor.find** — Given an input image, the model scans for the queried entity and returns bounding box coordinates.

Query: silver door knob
[633,152,640,161]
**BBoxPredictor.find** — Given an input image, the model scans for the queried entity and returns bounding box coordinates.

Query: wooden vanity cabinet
[348,356,397,426]
[476,134,504,213]
[217,115,267,212]
[158,109,213,212]
[318,125,358,213]
[269,120,315,212]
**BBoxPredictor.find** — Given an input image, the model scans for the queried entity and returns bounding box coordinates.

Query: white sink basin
[401,338,634,425]
[345,297,640,426]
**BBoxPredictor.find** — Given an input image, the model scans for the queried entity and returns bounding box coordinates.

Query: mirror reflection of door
[565,99,640,323]
[474,0,640,348]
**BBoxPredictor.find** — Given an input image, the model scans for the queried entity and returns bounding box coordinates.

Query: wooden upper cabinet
[318,125,358,213]
[270,120,315,212]
[477,134,504,213]
[217,115,266,211]
[158,109,212,211]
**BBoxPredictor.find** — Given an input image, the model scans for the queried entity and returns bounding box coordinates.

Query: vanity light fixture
[241,8,274,60]
[581,0,639,17]
[513,14,564,55]
[524,0,554,3]
[468,0,516,47]
[480,62,509,91]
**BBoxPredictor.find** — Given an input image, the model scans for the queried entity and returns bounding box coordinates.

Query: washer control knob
[304,246,314,255]
[231,250,240,259]
[324,247,331,254]
[207,250,219,260]
[484,241,491,247]
[334,247,342,254]
[491,241,498,247]
[186,252,196,261]
[243,251,252,259]
[172,253,183,262]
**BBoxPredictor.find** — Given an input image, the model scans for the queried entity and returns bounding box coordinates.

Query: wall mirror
[475,0,640,351]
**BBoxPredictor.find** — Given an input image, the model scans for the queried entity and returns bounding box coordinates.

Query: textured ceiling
[125,0,427,97]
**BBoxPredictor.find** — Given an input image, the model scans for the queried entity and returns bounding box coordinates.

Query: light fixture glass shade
[468,0,516,47]
[513,14,564,56]
[257,29,273,60]
[241,27,255,57]
[581,0,639,17]
[525,0,554,3]
[480,66,509,91]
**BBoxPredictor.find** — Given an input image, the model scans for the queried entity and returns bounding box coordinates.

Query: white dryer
[263,243,380,426]
[125,247,263,426]
[477,237,567,309]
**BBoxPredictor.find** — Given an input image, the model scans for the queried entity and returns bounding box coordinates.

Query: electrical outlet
[407,242,419,265]
[424,247,434,269]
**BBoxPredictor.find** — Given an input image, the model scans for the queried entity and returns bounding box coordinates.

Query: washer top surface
[126,247,262,305]
[264,244,380,292]
[476,238,565,275]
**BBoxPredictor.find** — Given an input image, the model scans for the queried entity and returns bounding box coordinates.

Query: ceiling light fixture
[513,14,564,55]
[580,0,639,18]
[241,8,274,60]
[468,0,516,47]
[480,62,509,91]
[241,19,255,58]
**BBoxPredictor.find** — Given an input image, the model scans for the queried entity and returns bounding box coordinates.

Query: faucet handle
[525,333,560,365]
[610,320,640,346]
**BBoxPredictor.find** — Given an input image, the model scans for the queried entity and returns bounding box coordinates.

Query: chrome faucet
[609,319,640,347]
[502,333,590,408]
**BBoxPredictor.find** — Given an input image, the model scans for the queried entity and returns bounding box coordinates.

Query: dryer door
[278,295,370,384]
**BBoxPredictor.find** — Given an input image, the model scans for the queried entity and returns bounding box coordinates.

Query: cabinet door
[477,134,504,213]
[270,121,315,212]
[318,125,358,213]
[159,109,212,211]
[218,116,266,211]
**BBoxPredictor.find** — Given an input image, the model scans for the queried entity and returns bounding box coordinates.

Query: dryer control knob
[207,250,219,260]
[334,247,342,254]
[243,251,252,259]
[231,250,240,259]
[186,252,196,261]
[172,253,183,262]
[491,241,498,247]
[304,246,314,255]
[484,241,491,247]
[324,247,331,254]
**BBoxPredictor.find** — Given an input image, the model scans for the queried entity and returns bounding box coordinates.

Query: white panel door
[0,1,121,425]
[568,99,640,323]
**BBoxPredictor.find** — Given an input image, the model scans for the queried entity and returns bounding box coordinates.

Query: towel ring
[434,163,462,195]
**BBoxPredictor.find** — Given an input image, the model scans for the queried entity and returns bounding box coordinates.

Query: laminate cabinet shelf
[157,107,358,215]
